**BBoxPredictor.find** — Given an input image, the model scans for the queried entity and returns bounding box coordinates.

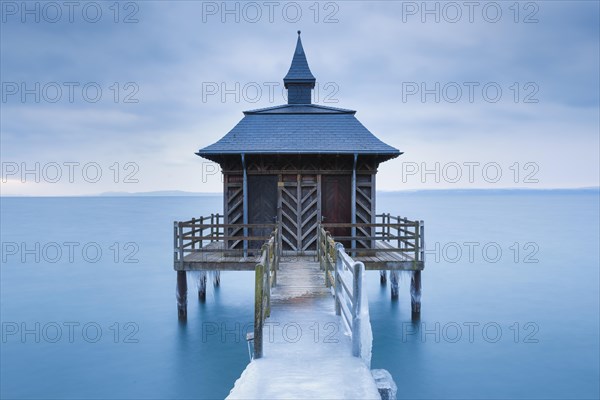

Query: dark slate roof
[197,104,401,161]
[283,31,316,88]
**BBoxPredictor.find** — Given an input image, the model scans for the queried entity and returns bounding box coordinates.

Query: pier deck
[176,241,423,271]
[227,259,380,399]
[173,215,425,272]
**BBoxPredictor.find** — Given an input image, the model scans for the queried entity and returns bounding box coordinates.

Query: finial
[297,30,301,36]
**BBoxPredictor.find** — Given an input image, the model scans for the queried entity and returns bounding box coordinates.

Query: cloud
[1,1,598,195]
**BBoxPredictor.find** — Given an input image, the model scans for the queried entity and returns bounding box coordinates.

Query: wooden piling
[380,270,387,285]
[198,271,207,301]
[254,263,264,359]
[176,271,187,319]
[411,270,421,319]
[390,271,399,299]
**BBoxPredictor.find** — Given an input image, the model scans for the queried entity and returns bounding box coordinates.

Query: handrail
[334,243,365,359]
[317,226,337,288]
[318,228,370,362]
[253,228,279,359]
[173,213,277,266]
[321,214,424,262]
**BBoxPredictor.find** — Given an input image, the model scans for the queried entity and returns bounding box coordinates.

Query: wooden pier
[173,214,424,319]
[172,215,422,397]
[227,256,381,399]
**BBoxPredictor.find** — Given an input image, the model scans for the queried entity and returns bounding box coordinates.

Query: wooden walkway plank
[226,259,380,399]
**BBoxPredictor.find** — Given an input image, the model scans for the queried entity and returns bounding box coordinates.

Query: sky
[1,0,599,195]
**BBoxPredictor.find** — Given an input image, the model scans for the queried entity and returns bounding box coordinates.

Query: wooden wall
[221,155,378,253]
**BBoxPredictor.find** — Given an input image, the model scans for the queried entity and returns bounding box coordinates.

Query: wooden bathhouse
[174,32,424,323]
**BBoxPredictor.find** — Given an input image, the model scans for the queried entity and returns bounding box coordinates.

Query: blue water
[1,192,598,399]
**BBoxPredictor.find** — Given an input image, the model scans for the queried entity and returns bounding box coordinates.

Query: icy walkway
[227,259,380,399]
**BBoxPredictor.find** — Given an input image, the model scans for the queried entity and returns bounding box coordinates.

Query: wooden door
[247,175,278,249]
[321,175,351,246]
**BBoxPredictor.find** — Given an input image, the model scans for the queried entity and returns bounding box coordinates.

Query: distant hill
[97,190,221,197]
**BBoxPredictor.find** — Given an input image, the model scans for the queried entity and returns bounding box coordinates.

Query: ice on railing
[359,263,373,368]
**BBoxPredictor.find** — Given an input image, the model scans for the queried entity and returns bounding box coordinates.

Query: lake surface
[1,191,598,399]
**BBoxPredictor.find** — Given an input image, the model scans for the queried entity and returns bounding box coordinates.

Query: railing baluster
[415,220,420,262]
[419,220,425,262]
[178,222,184,264]
[352,261,363,358]
[173,221,178,266]
[191,217,196,250]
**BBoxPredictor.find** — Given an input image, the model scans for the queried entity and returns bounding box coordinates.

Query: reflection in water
[1,194,598,399]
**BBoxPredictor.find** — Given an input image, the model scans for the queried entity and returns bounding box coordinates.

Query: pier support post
[390,271,399,299]
[254,263,264,359]
[411,270,421,319]
[213,270,220,287]
[176,271,187,319]
[380,270,387,285]
[198,271,207,301]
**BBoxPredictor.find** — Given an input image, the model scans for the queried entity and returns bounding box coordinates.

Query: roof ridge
[244,103,356,115]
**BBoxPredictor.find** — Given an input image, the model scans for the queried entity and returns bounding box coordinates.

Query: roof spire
[283,31,315,104]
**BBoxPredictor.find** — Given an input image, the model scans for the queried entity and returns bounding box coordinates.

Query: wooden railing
[318,231,369,361]
[317,226,336,287]
[321,214,425,262]
[334,243,366,358]
[253,229,280,359]
[173,213,277,266]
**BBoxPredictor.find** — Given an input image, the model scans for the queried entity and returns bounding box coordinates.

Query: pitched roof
[197,33,401,163]
[283,31,316,88]
[196,104,401,161]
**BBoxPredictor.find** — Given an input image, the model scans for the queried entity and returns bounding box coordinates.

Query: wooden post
[419,220,425,262]
[317,227,321,265]
[390,271,399,299]
[386,213,391,242]
[351,154,357,256]
[380,270,387,285]
[178,223,184,265]
[334,243,343,316]
[213,270,220,287]
[176,271,187,319]
[173,221,178,266]
[397,216,402,250]
[411,270,422,319]
[414,220,420,262]
[210,214,214,243]
[198,271,207,301]
[264,244,271,318]
[351,261,363,358]
[324,233,331,288]
[242,154,248,258]
[191,217,196,250]
[254,263,264,359]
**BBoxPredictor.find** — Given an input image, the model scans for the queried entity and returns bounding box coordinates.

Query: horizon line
[1,187,598,198]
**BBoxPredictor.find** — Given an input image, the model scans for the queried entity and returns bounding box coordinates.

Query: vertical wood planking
[254,262,264,359]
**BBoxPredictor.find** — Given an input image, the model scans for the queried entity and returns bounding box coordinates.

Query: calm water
[1,192,598,399]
